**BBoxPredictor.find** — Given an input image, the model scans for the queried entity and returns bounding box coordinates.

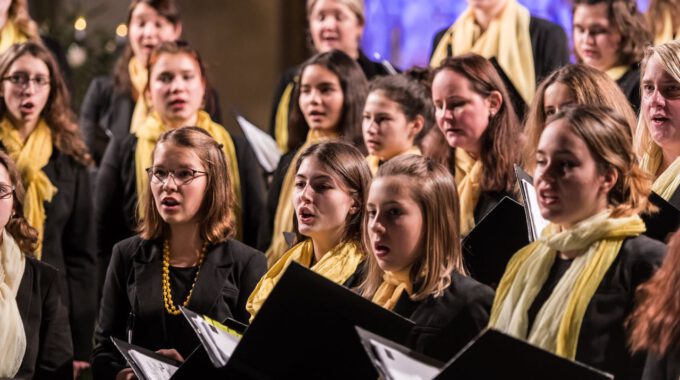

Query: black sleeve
[256,150,295,251]
[234,249,267,324]
[63,163,98,360]
[268,68,298,137]
[530,17,570,83]
[95,136,128,295]
[233,136,266,248]
[641,351,667,380]
[35,266,74,380]
[79,77,113,165]
[91,243,133,380]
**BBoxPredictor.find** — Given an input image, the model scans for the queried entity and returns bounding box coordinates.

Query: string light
[74,16,87,31]
[116,23,128,38]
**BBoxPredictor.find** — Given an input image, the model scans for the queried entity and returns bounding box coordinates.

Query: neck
[167,223,203,267]
[12,118,39,142]
[473,0,508,31]
[164,113,198,131]
[310,232,342,264]
[659,146,680,175]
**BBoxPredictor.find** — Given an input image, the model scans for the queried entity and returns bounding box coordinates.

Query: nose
[649,88,666,108]
[161,173,180,191]
[535,160,558,185]
[369,212,385,234]
[141,22,159,40]
[364,118,378,134]
[320,15,338,30]
[298,183,314,203]
[169,76,186,93]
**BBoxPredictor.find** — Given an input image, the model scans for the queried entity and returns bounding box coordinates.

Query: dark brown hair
[429,54,521,193]
[287,49,368,152]
[572,0,652,66]
[138,126,235,243]
[0,151,38,254]
[293,141,372,243]
[0,42,92,166]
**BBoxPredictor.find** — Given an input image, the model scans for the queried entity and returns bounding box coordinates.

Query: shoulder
[620,234,666,263]
[618,66,641,86]
[24,255,59,284]
[221,239,266,265]
[446,272,495,305]
[112,235,152,262]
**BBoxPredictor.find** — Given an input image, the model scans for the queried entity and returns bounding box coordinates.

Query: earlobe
[487,91,503,115]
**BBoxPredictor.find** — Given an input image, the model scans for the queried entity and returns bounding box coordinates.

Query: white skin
[543,82,575,118]
[147,52,206,130]
[1,54,50,141]
[573,2,623,72]
[298,64,344,133]
[127,2,182,68]
[0,0,11,29]
[308,0,364,59]
[366,176,424,273]
[641,54,680,174]
[293,156,358,261]
[467,0,508,31]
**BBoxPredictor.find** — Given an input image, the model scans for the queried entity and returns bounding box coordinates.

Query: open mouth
[538,189,559,206]
[169,99,187,109]
[651,115,669,125]
[298,208,316,224]
[19,102,35,113]
[373,242,390,257]
[161,197,180,207]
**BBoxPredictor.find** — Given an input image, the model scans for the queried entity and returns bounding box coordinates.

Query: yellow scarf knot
[371,269,413,311]
[641,151,680,202]
[455,149,482,236]
[0,21,28,55]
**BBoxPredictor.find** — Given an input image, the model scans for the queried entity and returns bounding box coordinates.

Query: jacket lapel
[16,259,34,321]
[187,242,235,316]
[132,241,166,338]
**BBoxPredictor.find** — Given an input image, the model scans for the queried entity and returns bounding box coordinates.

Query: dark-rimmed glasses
[146,167,207,186]
[0,184,15,200]
[2,73,51,88]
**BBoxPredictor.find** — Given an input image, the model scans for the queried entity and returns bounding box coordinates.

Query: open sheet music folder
[111,337,181,380]
[357,327,613,380]
[514,165,550,241]
[172,262,414,379]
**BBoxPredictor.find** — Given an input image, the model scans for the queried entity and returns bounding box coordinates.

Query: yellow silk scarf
[429,0,535,104]
[274,82,294,154]
[641,151,680,201]
[128,57,150,135]
[265,129,338,266]
[0,21,28,55]
[489,211,646,359]
[247,239,364,321]
[605,65,629,81]
[366,146,421,175]
[455,149,482,236]
[371,269,413,311]
[0,119,57,259]
[134,110,243,238]
[0,230,27,378]
[654,8,680,45]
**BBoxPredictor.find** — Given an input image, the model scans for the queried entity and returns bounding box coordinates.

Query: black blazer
[393,272,494,362]
[79,76,223,165]
[95,132,265,292]
[16,256,73,380]
[0,144,97,361]
[642,346,680,380]
[256,149,296,251]
[617,66,642,116]
[91,236,267,380]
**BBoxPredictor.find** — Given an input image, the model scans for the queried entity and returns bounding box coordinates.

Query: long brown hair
[287,49,368,152]
[359,155,464,301]
[628,228,678,355]
[138,126,235,243]
[523,64,637,172]
[0,151,38,254]
[0,42,92,166]
[429,54,521,193]
[646,0,680,41]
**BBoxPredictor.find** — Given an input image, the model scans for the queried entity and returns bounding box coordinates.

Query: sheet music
[128,349,178,380]
[235,114,281,172]
[369,339,440,380]
[190,314,240,367]
[521,179,550,240]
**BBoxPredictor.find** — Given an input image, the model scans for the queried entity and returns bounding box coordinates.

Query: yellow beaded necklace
[162,239,208,315]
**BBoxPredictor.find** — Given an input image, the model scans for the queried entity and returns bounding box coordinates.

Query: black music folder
[357,327,613,380]
[173,262,414,379]
[642,191,680,242]
[111,337,182,380]
[462,196,530,289]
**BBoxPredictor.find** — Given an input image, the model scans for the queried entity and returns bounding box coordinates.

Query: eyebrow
[295,174,334,181]
[536,149,576,155]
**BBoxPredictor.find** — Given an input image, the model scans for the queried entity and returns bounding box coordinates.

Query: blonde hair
[634,40,680,160]
[306,0,365,25]
[359,155,464,301]
[524,64,637,172]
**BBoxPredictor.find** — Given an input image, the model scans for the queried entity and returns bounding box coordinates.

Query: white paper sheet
[370,339,440,380]
[128,349,178,380]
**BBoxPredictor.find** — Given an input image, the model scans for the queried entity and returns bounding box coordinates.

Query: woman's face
[641,54,680,155]
[543,82,575,118]
[293,156,357,247]
[308,0,363,58]
[299,64,345,132]
[150,142,208,227]
[534,120,613,229]
[366,176,424,273]
[1,54,51,130]
[148,52,205,128]
[127,3,182,66]
[362,91,421,160]
[0,164,14,233]
[573,3,622,72]
[432,69,496,157]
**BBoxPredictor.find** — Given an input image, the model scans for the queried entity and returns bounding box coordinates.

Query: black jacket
[393,272,494,362]
[642,346,680,380]
[617,66,642,116]
[0,144,97,361]
[79,76,223,165]
[91,236,267,380]
[95,132,265,292]
[16,256,73,380]
[256,149,296,251]
[527,235,666,380]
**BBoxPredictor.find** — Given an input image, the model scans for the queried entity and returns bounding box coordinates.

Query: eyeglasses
[0,184,15,199]
[2,73,51,88]
[146,167,207,186]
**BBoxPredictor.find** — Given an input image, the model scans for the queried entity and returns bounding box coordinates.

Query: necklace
[162,239,208,315]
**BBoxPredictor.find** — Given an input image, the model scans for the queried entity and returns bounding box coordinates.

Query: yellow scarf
[0,230,27,378]
[247,239,364,321]
[274,82,294,154]
[455,149,482,236]
[134,110,242,238]
[641,152,680,201]
[0,119,57,259]
[366,146,421,175]
[654,8,680,45]
[605,65,629,81]
[266,129,338,266]
[371,269,413,311]
[0,21,28,55]
[489,211,646,359]
[430,0,535,104]
[128,57,150,135]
